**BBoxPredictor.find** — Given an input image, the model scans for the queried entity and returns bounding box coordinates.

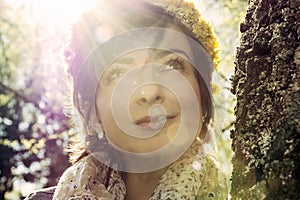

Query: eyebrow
[151,49,191,60]
[114,57,135,64]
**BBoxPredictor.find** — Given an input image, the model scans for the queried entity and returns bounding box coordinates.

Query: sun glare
[32,0,96,29]
[28,0,206,30]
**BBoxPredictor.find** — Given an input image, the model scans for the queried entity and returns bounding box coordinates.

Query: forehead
[93,23,193,58]
[111,48,192,63]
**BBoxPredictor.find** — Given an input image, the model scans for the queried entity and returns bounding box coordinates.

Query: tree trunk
[230,0,300,199]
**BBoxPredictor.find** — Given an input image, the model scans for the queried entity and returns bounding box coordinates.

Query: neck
[125,167,167,182]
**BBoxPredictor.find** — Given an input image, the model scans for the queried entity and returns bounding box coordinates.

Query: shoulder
[24,186,56,200]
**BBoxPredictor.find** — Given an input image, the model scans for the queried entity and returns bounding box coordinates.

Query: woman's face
[95,47,203,153]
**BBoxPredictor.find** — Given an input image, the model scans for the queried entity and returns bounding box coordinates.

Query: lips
[135,115,176,129]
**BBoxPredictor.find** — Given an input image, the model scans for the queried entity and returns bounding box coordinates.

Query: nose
[134,84,164,105]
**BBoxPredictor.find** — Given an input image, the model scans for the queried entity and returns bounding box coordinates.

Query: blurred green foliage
[196,0,247,193]
[0,1,73,199]
[0,0,247,199]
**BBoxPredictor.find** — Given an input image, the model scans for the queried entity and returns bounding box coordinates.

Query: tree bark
[231,0,300,199]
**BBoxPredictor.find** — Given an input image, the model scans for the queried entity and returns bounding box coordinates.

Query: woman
[26,0,227,199]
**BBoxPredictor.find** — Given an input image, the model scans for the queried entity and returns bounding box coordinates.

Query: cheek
[95,86,128,141]
[95,87,113,123]
[185,74,203,129]
[186,74,201,104]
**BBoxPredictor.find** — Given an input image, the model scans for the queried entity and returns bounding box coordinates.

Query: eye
[105,66,126,83]
[162,57,185,72]
[110,67,124,79]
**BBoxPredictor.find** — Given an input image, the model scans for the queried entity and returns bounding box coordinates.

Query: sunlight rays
[32,0,97,29]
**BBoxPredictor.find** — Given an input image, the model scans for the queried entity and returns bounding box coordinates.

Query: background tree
[0,1,71,199]
[231,0,300,199]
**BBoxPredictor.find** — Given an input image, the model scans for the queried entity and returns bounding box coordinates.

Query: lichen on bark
[230,0,300,199]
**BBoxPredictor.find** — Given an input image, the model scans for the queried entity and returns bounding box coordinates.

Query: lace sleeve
[52,155,113,200]
[24,187,56,200]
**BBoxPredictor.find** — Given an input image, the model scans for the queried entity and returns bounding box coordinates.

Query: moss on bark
[231,0,300,199]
